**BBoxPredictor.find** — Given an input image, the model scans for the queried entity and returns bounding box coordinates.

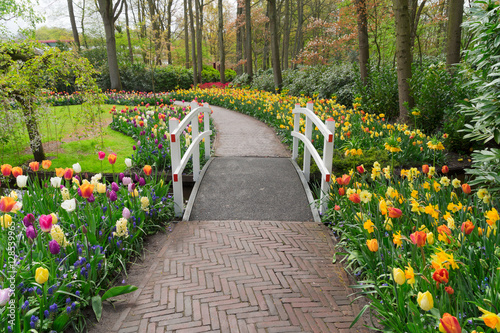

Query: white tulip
[72,163,82,173]
[50,177,62,188]
[61,198,76,212]
[0,288,11,306]
[16,175,28,188]
[125,158,132,168]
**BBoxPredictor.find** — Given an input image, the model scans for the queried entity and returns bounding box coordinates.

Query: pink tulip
[98,151,106,160]
[122,207,131,219]
[39,215,53,232]
[0,288,11,306]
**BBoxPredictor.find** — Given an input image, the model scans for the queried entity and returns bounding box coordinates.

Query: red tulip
[108,153,117,165]
[64,168,74,180]
[440,313,461,333]
[29,162,39,172]
[356,165,365,174]
[0,197,16,213]
[337,174,351,186]
[39,214,53,233]
[349,193,361,204]
[461,183,471,194]
[388,207,403,218]
[432,268,449,286]
[338,188,345,196]
[445,286,454,295]
[11,167,23,178]
[422,164,429,174]
[441,165,449,174]
[410,231,427,247]
[1,164,12,177]
[461,220,474,235]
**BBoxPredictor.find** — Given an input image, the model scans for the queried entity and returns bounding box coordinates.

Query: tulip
[441,165,449,174]
[417,291,434,311]
[1,164,12,176]
[461,220,474,235]
[139,177,146,186]
[122,177,132,186]
[334,205,340,211]
[0,288,11,306]
[96,183,107,194]
[79,183,94,199]
[87,194,95,203]
[108,153,117,164]
[39,215,53,232]
[432,268,449,286]
[392,268,405,285]
[72,163,82,173]
[422,164,429,174]
[50,213,58,224]
[29,161,40,172]
[119,173,125,182]
[340,174,351,186]
[61,199,76,213]
[0,214,12,228]
[349,193,361,204]
[445,286,454,295]
[410,231,427,247]
[338,188,345,196]
[11,167,22,178]
[63,168,74,180]
[461,183,471,194]
[50,177,62,188]
[0,197,16,213]
[111,182,119,192]
[143,165,152,176]
[55,168,64,177]
[478,307,500,331]
[49,239,60,255]
[23,213,35,227]
[125,158,132,168]
[366,238,378,252]
[439,313,461,333]
[41,160,52,169]
[98,151,106,160]
[387,207,402,218]
[426,232,435,245]
[356,165,365,174]
[16,175,28,188]
[35,267,49,284]
[122,207,131,219]
[109,190,118,202]
[26,225,37,239]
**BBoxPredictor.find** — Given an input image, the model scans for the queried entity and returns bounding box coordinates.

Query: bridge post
[190,101,200,182]
[203,103,211,160]
[169,117,183,217]
[292,104,300,160]
[320,118,335,214]
[302,102,314,182]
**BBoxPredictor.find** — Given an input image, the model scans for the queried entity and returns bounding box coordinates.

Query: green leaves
[92,285,139,322]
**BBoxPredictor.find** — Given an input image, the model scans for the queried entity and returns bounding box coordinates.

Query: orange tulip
[432,268,449,286]
[11,167,22,178]
[29,161,39,172]
[143,165,152,176]
[108,153,117,165]
[55,168,65,177]
[410,231,427,247]
[0,197,17,213]
[349,193,361,204]
[79,183,95,199]
[42,160,52,170]
[422,164,429,174]
[440,313,461,333]
[336,174,351,186]
[356,165,365,174]
[388,207,403,218]
[338,188,345,196]
[445,286,454,295]
[461,220,474,235]
[438,224,452,244]
[63,168,74,180]
[1,164,12,177]
[441,165,449,174]
[366,239,378,252]
[461,183,471,194]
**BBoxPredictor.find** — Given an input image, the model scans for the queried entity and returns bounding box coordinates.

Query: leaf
[349,303,370,328]
[52,313,70,331]
[101,285,138,302]
[92,295,103,322]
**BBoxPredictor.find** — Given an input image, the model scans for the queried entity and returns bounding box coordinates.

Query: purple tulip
[111,182,119,192]
[133,146,136,150]
[155,139,158,144]
[26,225,37,239]
[23,214,35,227]
[139,177,145,186]
[122,207,131,219]
[109,190,118,202]
[77,188,82,197]
[87,194,95,203]
[135,174,140,182]
[74,175,80,182]
[119,173,125,182]
[158,144,163,150]
[49,240,60,255]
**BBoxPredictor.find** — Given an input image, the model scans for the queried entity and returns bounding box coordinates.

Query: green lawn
[0,104,134,173]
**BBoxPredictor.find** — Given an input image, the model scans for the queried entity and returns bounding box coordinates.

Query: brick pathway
[103,221,369,333]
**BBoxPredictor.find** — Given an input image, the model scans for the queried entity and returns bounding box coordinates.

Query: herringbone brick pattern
[108,221,370,333]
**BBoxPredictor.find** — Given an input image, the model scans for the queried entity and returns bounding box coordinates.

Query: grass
[0,104,134,173]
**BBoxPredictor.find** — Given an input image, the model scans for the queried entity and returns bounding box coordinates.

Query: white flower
[72,163,82,173]
[0,288,11,306]
[50,177,62,188]
[91,173,102,182]
[16,175,28,188]
[124,158,132,168]
[61,199,76,212]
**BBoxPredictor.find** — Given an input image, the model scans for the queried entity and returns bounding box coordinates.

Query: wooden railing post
[169,117,183,217]
[303,101,314,182]
[203,103,211,160]
[190,101,200,182]
[320,118,335,214]
[292,103,300,160]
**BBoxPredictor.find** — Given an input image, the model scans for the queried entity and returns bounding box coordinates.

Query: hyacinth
[140,197,150,211]
[50,225,70,247]
[114,218,129,238]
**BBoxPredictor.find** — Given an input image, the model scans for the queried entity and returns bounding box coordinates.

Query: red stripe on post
[325,174,331,183]
[173,174,178,182]
[171,134,176,143]
[328,134,333,142]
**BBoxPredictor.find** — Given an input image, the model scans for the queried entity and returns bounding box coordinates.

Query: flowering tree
[0,40,100,162]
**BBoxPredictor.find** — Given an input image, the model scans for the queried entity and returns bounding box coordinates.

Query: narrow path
[89,104,370,333]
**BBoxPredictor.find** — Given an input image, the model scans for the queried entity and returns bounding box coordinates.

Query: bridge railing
[291,101,335,214]
[169,101,212,216]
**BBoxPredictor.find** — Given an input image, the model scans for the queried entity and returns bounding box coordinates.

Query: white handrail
[169,101,212,216]
[292,101,335,214]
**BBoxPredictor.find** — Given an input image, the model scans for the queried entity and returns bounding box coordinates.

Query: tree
[184,0,190,68]
[188,0,198,85]
[218,0,225,83]
[393,0,413,123]
[0,41,100,162]
[356,0,369,84]
[268,0,281,89]
[244,0,253,79]
[67,0,81,49]
[96,0,124,90]
[446,0,464,66]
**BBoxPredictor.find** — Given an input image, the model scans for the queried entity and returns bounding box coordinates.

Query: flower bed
[326,164,499,332]
[0,158,174,332]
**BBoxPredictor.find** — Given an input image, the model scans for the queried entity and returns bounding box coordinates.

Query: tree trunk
[282,0,289,70]
[236,1,243,75]
[446,0,464,67]
[393,0,413,123]
[189,0,198,85]
[67,0,81,50]
[167,0,173,64]
[268,0,282,90]
[218,0,225,83]
[262,2,269,70]
[124,0,134,64]
[356,0,369,84]
[244,0,253,80]
[147,0,161,65]
[195,0,203,83]
[80,0,88,48]
[16,97,46,162]
[293,0,303,67]
[98,0,123,90]
[184,0,190,68]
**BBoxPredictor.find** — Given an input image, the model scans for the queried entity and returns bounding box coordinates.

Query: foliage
[459,0,500,195]
[324,163,499,332]
[0,161,175,332]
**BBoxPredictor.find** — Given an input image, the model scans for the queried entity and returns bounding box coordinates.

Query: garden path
[89,104,370,333]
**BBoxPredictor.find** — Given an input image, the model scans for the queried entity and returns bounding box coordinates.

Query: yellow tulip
[366,239,378,252]
[417,291,434,311]
[35,267,49,284]
[50,213,58,224]
[392,268,405,285]
[97,183,107,194]
[0,214,12,228]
